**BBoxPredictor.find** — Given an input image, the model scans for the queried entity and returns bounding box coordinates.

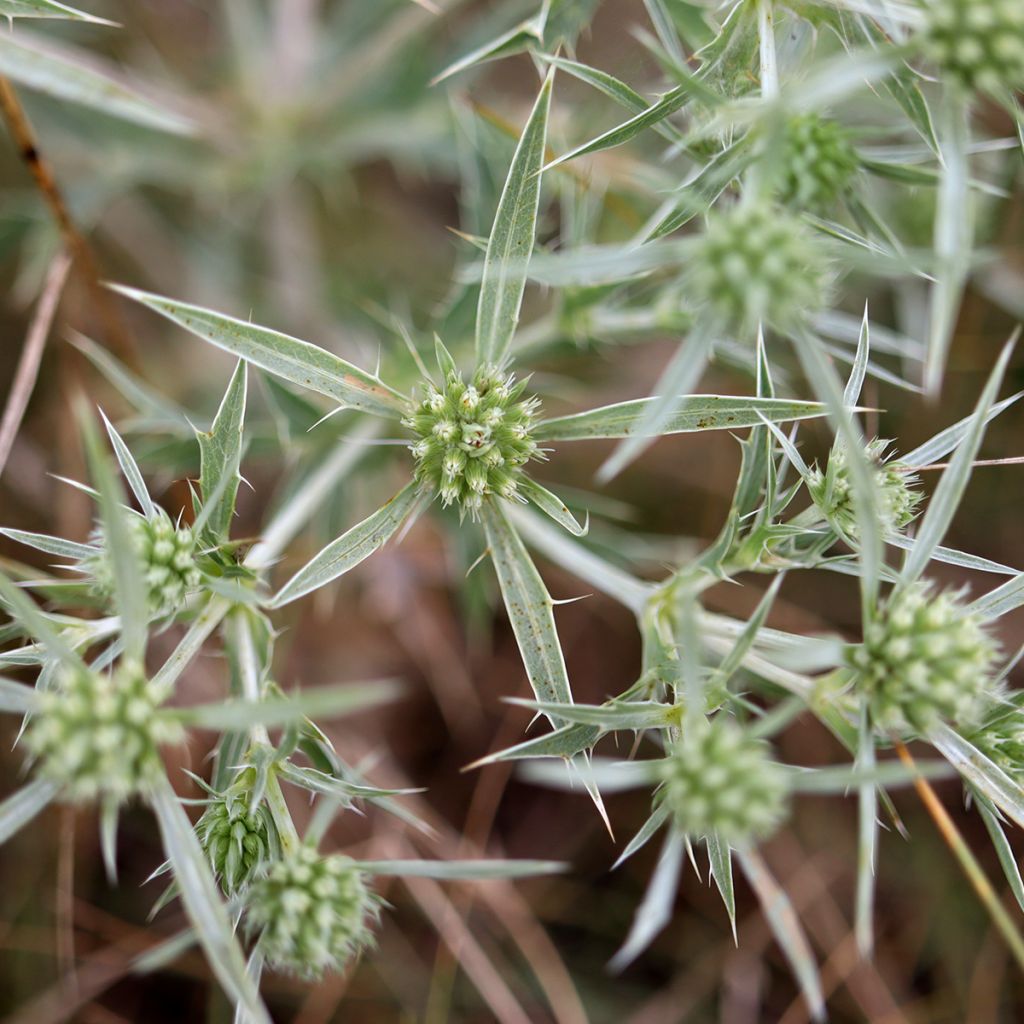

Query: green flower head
[848,582,1000,733]
[808,440,922,539]
[23,660,182,804]
[971,695,1024,784]
[919,0,1024,94]
[246,846,380,979]
[405,347,542,517]
[197,779,277,895]
[689,202,829,334]
[777,114,859,210]
[87,508,202,616]
[655,717,789,845]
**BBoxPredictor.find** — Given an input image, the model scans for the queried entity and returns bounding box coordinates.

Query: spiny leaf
[354,859,567,880]
[475,69,553,369]
[198,361,247,543]
[270,483,425,608]
[518,477,586,537]
[0,778,59,845]
[0,0,116,22]
[110,285,407,420]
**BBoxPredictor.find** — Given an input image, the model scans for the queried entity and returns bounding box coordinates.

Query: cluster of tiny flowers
[848,583,999,733]
[23,661,181,804]
[808,440,922,538]
[197,789,275,895]
[918,0,1024,94]
[971,698,1024,783]
[405,365,541,516]
[654,717,789,845]
[777,115,859,209]
[245,846,379,979]
[689,203,828,332]
[88,509,201,616]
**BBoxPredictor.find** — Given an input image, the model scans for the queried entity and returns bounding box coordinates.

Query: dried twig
[0,248,72,480]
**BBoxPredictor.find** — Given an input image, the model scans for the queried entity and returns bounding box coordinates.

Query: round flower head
[405,362,541,517]
[197,785,276,895]
[918,0,1024,95]
[246,846,379,979]
[808,440,921,539]
[848,582,1000,733]
[777,115,859,210]
[971,695,1024,783]
[87,508,202,617]
[655,717,788,845]
[23,660,182,804]
[689,202,829,333]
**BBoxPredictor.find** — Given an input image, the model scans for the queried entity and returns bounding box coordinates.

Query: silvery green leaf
[466,722,601,769]
[518,477,586,536]
[0,0,115,21]
[354,859,567,880]
[598,323,715,482]
[0,572,84,668]
[977,796,1024,916]
[855,705,876,958]
[539,54,687,144]
[100,797,119,884]
[787,760,955,792]
[612,804,671,869]
[81,410,147,661]
[610,829,685,970]
[536,395,828,442]
[198,361,247,542]
[843,306,871,408]
[278,762,419,802]
[0,777,59,845]
[0,31,194,134]
[884,534,1018,576]
[0,676,37,713]
[475,69,553,369]
[148,778,271,1024]
[929,723,1024,831]
[433,13,543,84]
[709,576,784,689]
[270,483,425,607]
[737,848,824,1022]
[0,527,98,562]
[151,595,231,690]
[506,696,671,731]
[99,409,155,518]
[481,499,574,717]
[970,573,1024,622]
[178,680,401,731]
[110,286,407,419]
[899,339,1014,587]
[900,389,1023,467]
[925,90,971,396]
[518,755,658,793]
[706,833,736,937]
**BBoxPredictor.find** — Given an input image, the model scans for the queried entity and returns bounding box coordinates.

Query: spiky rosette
[23,661,181,804]
[689,202,829,333]
[197,786,276,895]
[848,583,1000,733]
[405,362,541,517]
[246,846,380,979]
[654,717,789,845]
[87,508,202,616]
[918,0,1024,94]
[808,440,922,538]
[971,695,1024,783]
[778,114,859,209]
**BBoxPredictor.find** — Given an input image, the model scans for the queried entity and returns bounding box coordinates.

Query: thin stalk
[893,739,1024,970]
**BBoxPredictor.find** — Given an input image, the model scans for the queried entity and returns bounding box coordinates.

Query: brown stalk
[0,76,136,366]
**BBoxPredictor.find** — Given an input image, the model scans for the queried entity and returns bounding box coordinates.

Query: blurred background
[1,1,1023,1021]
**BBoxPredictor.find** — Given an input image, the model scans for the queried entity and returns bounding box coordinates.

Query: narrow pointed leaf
[977,797,1024,915]
[0,1,116,22]
[970,573,1024,622]
[0,527,97,562]
[99,409,155,518]
[706,833,736,935]
[519,477,586,536]
[0,778,59,845]
[612,804,671,869]
[355,859,566,880]
[466,722,601,768]
[0,676,37,713]
[900,391,1022,468]
[900,340,1014,587]
[271,483,424,607]
[110,285,407,419]
[0,31,194,133]
[476,69,553,369]
[536,395,828,442]
[0,572,83,667]
[198,361,247,542]
[148,778,271,1024]
[481,499,573,719]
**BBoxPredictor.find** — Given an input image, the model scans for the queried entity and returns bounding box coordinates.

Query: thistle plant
[2,0,1024,1020]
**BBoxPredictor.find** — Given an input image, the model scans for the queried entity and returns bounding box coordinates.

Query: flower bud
[777,115,859,209]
